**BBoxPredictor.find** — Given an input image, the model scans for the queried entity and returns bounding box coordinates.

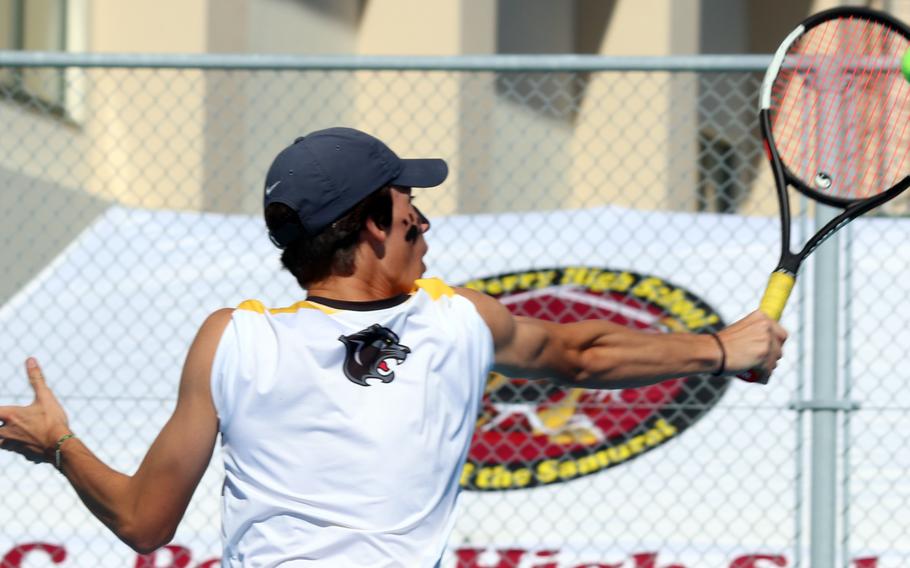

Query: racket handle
[758,271,795,321]
[737,271,795,385]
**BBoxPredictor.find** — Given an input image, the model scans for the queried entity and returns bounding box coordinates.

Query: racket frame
[760,5,910,283]
[742,5,910,381]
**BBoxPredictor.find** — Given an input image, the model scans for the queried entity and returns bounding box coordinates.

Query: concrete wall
[7,0,898,305]
[6,0,852,217]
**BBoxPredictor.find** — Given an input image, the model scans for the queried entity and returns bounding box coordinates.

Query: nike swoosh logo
[265,180,281,196]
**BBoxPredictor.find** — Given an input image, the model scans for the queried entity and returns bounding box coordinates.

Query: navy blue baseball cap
[263,127,448,248]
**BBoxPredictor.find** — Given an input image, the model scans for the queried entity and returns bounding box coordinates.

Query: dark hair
[265,186,393,288]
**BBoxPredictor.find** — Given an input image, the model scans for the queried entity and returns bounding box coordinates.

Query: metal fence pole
[810,203,840,568]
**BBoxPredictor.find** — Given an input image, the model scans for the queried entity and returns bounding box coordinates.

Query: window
[697,135,743,214]
[0,0,68,112]
[494,0,615,122]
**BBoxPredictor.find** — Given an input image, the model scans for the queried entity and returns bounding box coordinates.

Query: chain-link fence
[0,53,908,568]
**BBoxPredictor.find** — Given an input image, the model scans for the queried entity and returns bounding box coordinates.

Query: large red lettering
[454,549,690,568]
[730,555,787,568]
[0,542,884,567]
[455,548,529,568]
[528,549,559,568]
[1,543,66,568]
[628,552,686,568]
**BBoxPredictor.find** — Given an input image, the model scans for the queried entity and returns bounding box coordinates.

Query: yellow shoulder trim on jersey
[413,278,455,300]
[236,299,266,313]
[269,300,338,315]
[236,299,337,315]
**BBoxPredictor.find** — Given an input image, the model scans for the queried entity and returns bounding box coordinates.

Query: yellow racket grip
[758,271,795,321]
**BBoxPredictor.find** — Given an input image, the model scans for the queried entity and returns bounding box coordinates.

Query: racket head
[759,6,910,208]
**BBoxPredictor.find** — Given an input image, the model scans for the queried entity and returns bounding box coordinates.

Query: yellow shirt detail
[236,299,266,313]
[413,278,455,300]
[236,299,338,315]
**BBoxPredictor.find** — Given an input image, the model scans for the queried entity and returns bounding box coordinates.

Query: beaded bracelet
[54,433,75,470]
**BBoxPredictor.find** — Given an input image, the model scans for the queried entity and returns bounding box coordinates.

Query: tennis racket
[742,6,910,383]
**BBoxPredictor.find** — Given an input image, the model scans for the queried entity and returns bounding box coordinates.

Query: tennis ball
[902,47,910,82]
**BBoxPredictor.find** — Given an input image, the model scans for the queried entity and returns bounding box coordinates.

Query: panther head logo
[338,324,411,386]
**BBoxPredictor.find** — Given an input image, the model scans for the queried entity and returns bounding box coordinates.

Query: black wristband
[709,333,726,377]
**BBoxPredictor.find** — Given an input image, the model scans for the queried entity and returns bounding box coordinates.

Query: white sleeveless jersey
[210,278,494,567]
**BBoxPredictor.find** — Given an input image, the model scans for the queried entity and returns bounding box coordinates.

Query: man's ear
[363,215,389,244]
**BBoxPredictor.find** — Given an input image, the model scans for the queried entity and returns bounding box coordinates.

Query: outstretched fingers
[25,357,48,396]
[0,357,70,462]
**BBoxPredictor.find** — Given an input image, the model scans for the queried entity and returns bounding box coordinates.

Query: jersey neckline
[304,293,411,312]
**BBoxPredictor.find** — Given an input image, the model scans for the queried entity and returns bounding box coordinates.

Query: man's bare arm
[456,287,787,388]
[0,308,232,553]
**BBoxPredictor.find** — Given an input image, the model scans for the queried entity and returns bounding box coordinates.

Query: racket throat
[775,256,800,277]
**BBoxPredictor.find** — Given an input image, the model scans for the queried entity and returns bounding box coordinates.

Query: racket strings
[778,18,884,195]
[843,21,910,195]
[824,19,889,197]
[781,19,891,197]
[772,18,843,158]
[769,15,910,201]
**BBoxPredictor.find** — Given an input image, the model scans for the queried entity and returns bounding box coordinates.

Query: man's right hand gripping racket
[743,6,910,383]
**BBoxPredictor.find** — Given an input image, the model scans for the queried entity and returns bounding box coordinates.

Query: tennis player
[0,127,786,567]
